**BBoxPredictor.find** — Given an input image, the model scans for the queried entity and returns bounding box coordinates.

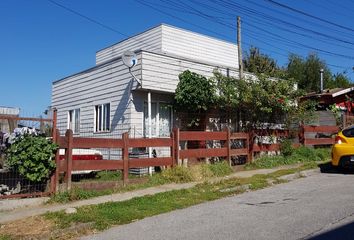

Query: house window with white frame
[94,103,110,132]
[68,109,80,134]
[144,102,172,137]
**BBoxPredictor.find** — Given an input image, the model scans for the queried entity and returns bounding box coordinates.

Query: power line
[47,0,129,37]
[265,0,354,33]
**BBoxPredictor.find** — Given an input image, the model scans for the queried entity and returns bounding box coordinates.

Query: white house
[51,24,241,157]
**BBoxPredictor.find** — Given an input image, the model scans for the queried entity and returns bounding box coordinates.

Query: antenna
[122,51,141,85]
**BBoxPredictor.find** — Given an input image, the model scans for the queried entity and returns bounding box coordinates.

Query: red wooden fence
[299,125,339,147]
[54,124,339,192]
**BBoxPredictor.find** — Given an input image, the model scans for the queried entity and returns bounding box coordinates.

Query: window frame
[67,108,80,134]
[94,103,111,133]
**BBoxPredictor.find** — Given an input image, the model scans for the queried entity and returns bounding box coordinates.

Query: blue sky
[1,0,354,115]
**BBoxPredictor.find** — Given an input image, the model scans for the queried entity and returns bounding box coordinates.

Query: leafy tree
[212,71,303,129]
[287,53,351,92]
[174,70,217,126]
[243,47,284,77]
[331,73,352,89]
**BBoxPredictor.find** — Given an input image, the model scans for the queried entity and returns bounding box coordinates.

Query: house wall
[160,25,238,69]
[52,54,142,159]
[95,26,163,65]
[95,24,238,69]
[141,51,239,93]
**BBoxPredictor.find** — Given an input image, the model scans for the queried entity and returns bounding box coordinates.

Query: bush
[280,139,294,157]
[6,135,57,182]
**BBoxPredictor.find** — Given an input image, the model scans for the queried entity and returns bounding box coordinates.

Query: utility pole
[237,16,243,80]
[320,68,324,93]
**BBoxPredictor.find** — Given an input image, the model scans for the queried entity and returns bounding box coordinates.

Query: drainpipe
[148,91,153,175]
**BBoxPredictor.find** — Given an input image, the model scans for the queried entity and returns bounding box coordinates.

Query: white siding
[95,24,239,69]
[141,51,239,93]
[52,53,142,140]
[95,26,163,65]
[161,25,238,69]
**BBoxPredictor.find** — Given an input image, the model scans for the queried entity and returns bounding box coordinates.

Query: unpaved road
[81,170,354,240]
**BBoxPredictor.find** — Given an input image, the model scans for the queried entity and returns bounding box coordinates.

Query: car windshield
[342,126,354,138]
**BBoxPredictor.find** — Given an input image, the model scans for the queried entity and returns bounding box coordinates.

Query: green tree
[243,47,284,77]
[287,53,351,92]
[331,73,352,89]
[174,70,217,126]
[212,71,302,129]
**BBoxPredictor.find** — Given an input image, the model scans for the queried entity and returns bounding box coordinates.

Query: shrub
[280,139,294,157]
[6,135,57,182]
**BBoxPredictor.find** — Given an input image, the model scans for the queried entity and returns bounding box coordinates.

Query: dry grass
[0,216,53,239]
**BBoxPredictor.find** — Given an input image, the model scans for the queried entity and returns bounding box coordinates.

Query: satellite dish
[122,51,138,68]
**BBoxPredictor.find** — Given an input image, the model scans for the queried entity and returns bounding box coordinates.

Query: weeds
[45,167,303,233]
[246,147,330,169]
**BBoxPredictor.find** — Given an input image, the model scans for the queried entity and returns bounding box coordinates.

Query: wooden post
[299,124,305,146]
[226,128,231,166]
[50,129,61,193]
[54,130,60,192]
[237,16,243,80]
[52,108,57,140]
[122,132,129,186]
[248,130,253,163]
[65,129,73,191]
[170,130,175,168]
[174,128,180,166]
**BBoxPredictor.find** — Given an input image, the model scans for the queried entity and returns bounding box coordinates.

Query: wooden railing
[299,125,339,146]
[53,130,175,191]
[54,124,339,192]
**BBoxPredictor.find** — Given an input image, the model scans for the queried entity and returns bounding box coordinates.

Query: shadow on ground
[307,220,354,240]
[319,162,354,175]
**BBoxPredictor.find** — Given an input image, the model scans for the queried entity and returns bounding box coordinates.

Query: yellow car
[332,126,354,168]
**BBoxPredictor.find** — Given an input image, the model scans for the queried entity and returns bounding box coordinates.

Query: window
[144,102,172,137]
[94,103,110,132]
[68,109,80,133]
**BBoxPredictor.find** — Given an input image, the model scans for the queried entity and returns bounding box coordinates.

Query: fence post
[226,128,231,166]
[299,124,305,146]
[52,108,57,139]
[170,130,175,168]
[248,130,254,163]
[122,132,129,186]
[174,128,180,166]
[50,129,61,193]
[65,129,73,191]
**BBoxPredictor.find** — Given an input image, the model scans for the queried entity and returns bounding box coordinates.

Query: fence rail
[300,125,339,147]
[2,118,340,196]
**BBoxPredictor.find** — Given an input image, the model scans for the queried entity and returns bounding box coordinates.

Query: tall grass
[246,146,331,169]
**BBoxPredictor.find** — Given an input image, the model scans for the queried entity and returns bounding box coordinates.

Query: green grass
[245,146,331,169]
[0,235,12,240]
[45,166,306,232]
[50,162,233,203]
[48,188,114,204]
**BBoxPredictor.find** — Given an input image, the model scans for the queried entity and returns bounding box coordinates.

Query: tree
[243,47,284,77]
[331,73,352,89]
[212,71,302,129]
[286,53,351,92]
[174,70,217,127]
